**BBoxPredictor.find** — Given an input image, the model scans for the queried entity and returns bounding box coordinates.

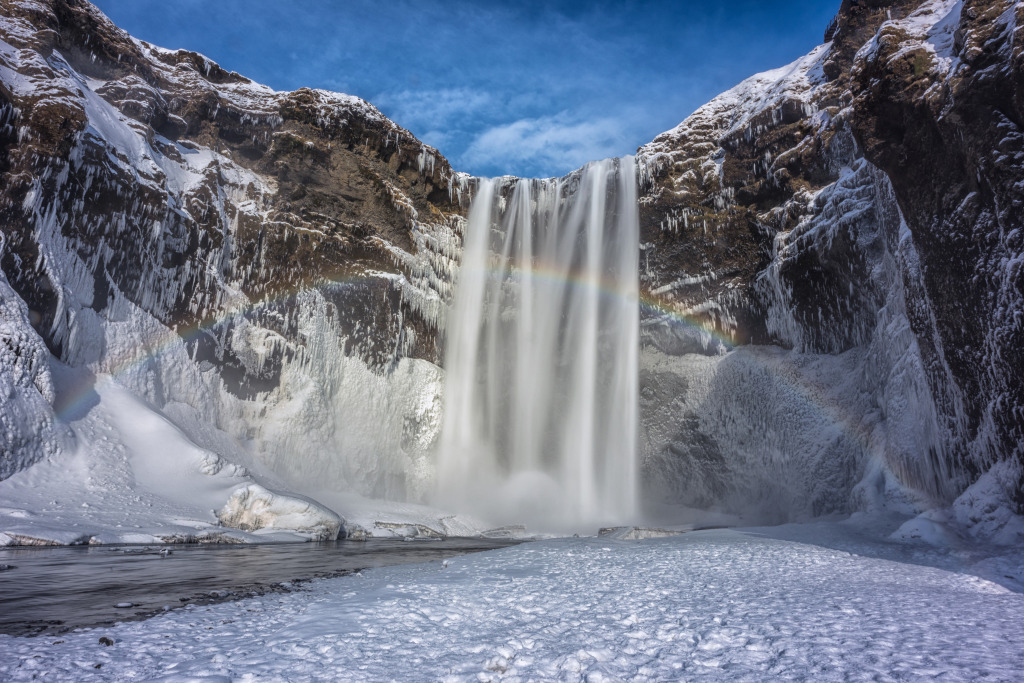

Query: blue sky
[92,1,838,178]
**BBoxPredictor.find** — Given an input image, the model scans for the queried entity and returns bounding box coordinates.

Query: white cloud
[373,87,493,131]
[419,129,454,151]
[459,113,632,178]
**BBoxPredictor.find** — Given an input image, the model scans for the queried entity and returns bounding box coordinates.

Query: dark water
[0,538,519,637]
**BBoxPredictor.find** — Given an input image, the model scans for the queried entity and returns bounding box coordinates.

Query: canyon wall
[0,0,467,502]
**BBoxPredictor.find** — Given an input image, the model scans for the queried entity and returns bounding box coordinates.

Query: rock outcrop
[851,0,1024,509]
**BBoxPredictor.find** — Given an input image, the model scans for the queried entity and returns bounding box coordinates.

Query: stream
[0,538,520,637]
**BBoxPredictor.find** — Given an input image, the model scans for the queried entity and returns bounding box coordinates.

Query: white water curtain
[436,157,639,532]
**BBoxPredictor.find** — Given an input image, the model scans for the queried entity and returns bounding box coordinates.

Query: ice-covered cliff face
[636,0,1023,539]
[0,0,1021,542]
[0,0,471,532]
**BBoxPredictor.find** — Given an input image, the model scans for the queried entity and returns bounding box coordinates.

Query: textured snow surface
[1,520,1021,681]
[0,362,487,546]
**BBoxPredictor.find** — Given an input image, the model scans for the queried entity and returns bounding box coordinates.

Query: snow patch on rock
[951,460,1024,545]
[217,484,343,541]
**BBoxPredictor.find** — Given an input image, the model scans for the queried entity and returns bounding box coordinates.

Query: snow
[637,42,829,188]
[0,361,309,545]
[951,460,1024,545]
[217,484,342,542]
[856,0,964,76]
[0,359,492,546]
[1,519,1021,681]
[306,491,498,541]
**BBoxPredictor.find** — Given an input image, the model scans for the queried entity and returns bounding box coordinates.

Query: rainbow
[54,263,879,488]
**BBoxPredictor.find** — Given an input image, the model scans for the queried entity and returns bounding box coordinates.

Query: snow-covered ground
[1,518,1021,681]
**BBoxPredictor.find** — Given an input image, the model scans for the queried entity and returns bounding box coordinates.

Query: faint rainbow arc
[55,264,874,471]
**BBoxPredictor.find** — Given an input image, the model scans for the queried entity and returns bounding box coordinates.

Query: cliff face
[0,0,468,501]
[851,0,1024,506]
[636,0,1023,536]
[1,0,466,369]
[1,0,1021,539]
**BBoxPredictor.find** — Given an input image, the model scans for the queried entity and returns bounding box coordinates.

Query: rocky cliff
[0,0,469,511]
[1,0,1021,542]
[636,0,1023,540]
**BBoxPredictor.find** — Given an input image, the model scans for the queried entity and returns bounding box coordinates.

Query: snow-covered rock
[216,484,343,541]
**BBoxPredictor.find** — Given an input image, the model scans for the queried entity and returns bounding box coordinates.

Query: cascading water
[436,157,639,532]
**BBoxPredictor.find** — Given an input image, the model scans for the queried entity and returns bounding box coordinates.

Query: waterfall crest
[436,157,639,531]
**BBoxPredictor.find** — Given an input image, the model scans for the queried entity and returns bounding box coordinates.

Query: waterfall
[436,157,639,532]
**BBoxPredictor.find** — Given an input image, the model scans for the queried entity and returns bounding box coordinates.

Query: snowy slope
[0,355,494,545]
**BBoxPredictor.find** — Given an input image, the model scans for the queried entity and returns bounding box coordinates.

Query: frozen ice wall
[437,158,640,531]
[639,159,956,524]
